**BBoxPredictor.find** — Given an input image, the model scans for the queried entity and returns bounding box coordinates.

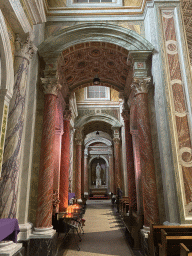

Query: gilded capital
[113,138,121,144]
[41,78,62,96]
[121,109,130,121]
[131,77,151,95]
[63,110,72,121]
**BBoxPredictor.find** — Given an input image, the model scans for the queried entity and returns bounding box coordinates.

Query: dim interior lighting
[93,74,100,85]
[96,131,99,135]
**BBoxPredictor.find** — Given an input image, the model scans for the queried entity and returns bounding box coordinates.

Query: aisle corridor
[60,200,135,256]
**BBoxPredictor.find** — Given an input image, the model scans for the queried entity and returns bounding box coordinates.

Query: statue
[96,163,101,179]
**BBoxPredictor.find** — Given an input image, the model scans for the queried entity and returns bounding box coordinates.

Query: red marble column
[131,78,159,226]
[53,130,62,213]
[122,110,137,212]
[84,154,89,196]
[36,80,59,228]
[75,140,82,200]
[113,138,121,190]
[131,131,143,215]
[59,110,71,212]
[81,151,84,198]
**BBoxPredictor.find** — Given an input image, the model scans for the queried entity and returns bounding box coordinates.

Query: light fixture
[96,131,99,135]
[93,74,100,85]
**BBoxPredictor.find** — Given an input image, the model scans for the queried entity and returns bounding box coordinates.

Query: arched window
[85,86,110,100]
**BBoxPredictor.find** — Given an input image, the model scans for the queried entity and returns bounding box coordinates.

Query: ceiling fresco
[60,42,132,92]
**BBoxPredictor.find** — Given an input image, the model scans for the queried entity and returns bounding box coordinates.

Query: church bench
[180,243,192,256]
[158,229,192,256]
[123,212,144,249]
[148,223,192,256]
[119,197,129,216]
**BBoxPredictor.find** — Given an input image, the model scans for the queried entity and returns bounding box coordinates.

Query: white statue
[96,163,101,179]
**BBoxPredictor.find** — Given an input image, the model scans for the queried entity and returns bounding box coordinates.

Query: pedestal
[0,242,24,256]
[96,178,101,188]
[29,232,57,256]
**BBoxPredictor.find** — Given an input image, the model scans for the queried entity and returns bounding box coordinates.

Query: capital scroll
[131,77,151,95]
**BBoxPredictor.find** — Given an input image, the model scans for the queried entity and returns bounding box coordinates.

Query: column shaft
[75,143,82,200]
[123,113,137,212]
[113,139,121,190]
[84,156,88,195]
[59,118,71,211]
[36,94,57,228]
[109,155,114,194]
[0,37,35,218]
[136,92,159,226]
[53,131,62,213]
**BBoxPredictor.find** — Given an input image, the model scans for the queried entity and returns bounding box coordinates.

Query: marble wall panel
[161,9,192,218]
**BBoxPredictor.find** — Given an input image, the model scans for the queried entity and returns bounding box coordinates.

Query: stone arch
[85,137,112,148]
[38,22,154,56]
[89,155,109,168]
[75,113,121,129]
[0,10,14,94]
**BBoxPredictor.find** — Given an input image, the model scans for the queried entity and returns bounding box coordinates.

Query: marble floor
[56,200,143,256]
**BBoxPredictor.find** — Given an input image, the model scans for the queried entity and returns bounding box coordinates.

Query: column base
[29,231,57,256]
[0,241,24,256]
[18,223,33,241]
[30,226,56,239]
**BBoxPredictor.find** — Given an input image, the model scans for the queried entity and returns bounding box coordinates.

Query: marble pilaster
[0,35,36,218]
[131,78,159,226]
[35,78,60,230]
[122,109,137,212]
[59,110,72,212]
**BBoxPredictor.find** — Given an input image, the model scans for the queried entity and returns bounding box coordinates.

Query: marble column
[69,128,74,193]
[0,36,36,218]
[75,128,83,201]
[131,130,143,215]
[131,77,159,226]
[53,130,62,213]
[84,153,89,197]
[122,109,137,212]
[113,137,121,191]
[59,110,72,212]
[109,154,114,194]
[35,78,60,230]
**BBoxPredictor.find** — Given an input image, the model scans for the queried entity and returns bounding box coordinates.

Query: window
[67,0,122,7]
[85,86,110,100]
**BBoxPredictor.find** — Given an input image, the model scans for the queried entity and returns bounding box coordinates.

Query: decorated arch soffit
[38,23,154,95]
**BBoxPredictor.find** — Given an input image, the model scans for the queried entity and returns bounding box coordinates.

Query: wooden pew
[119,197,129,217]
[148,223,192,256]
[158,229,192,256]
[123,211,144,249]
[180,243,192,256]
